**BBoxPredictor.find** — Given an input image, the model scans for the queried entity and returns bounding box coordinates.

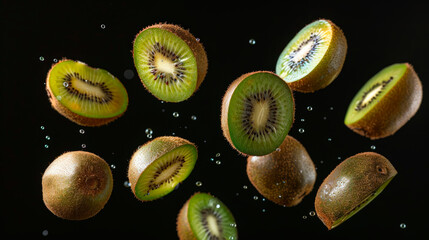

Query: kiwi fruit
[128,136,198,201]
[177,192,238,240]
[276,19,347,92]
[42,151,113,220]
[247,135,316,207]
[133,23,208,102]
[46,59,129,126]
[315,152,397,230]
[345,63,423,139]
[221,71,295,156]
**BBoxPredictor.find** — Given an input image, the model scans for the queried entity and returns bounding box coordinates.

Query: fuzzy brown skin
[287,19,347,93]
[46,59,128,127]
[314,152,397,230]
[42,151,113,220]
[247,135,316,207]
[346,63,423,139]
[133,23,208,102]
[220,71,294,156]
[127,136,196,201]
[177,197,197,240]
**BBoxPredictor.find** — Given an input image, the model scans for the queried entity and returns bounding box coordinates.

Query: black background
[2,1,428,239]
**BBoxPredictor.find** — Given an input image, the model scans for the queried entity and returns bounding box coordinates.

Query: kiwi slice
[177,192,238,240]
[128,136,198,201]
[247,135,316,207]
[276,19,347,92]
[133,23,208,102]
[46,59,129,126]
[314,152,397,230]
[221,71,294,156]
[345,63,423,139]
[42,151,113,220]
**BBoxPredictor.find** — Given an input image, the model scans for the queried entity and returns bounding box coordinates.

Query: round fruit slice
[133,23,208,102]
[315,152,397,230]
[345,63,423,139]
[177,192,238,240]
[42,151,113,220]
[46,59,129,126]
[128,136,198,201]
[247,135,316,207]
[276,19,347,92]
[221,71,294,156]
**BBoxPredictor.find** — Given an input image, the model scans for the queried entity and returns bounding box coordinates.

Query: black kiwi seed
[355,76,394,111]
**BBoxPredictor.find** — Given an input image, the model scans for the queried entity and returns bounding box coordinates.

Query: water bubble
[145,128,153,135]
[262,209,266,213]
[79,129,85,134]
[215,153,221,157]
[81,144,86,148]
[62,81,69,87]
[100,24,106,29]
[276,148,281,152]
[191,115,197,120]
[124,181,131,187]
[195,181,202,187]
[172,132,176,136]
[174,183,180,190]
[215,160,221,165]
[196,38,200,42]
[278,195,282,198]
[110,164,116,169]
[323,116,327,120]
[400,223,406,229]
[337,156,342,160]
[44,144,49,149]
[307,106,313,111]
[173,112,179,118]
[243,185,248,190]
[124,69,134,79]
[210,157,214,162]
[370,145,376,150]
[45,136,50,140]
[39,56,45,61]
[262,198,266,201]
[309,211,316,217]
[249,39,256,45]
[302,215,308,219]
[40,126,45,130]
[215,204,220,209]
[253,196,259,200]
[300,118,305,122]
[56,95,62,101]
[327,138,332,142]
[298,128,305,133]
[147,134,153,139]
[329,106,334,111]
[230,223,237,228]
[53,58,58,63]
[42,230,48,236]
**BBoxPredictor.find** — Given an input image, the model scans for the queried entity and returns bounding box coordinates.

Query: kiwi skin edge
[287,19,347,93]
[176,196,195,240]
[46,59,128,127]
[345,63,423,139]
[247,135,316,207]
[133,23,208,102]
[314,152,397,230]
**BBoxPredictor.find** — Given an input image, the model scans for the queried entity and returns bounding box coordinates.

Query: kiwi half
[345,63,423,139]
[221,71,295,156]
[276,19,347,92]
[315,152,397,230]
[133,23,208,102]
[128,136,198,201]
[42,151,113,220]
[177,192,238,240]
[46,59,129,126]
[247,135,316,207]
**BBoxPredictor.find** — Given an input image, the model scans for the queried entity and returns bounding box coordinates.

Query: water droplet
[327,138,332,142]
[145,128,153,135]
[337,156,342,160]
[370,145,376,150]
[191,115,197,120]
[45,136,50,140]
[262,198,266,201]
[81,144,86,148]
[100,24,106,29]
[400,223,406,229]
[147,134,153,139]
[329,106,334,111]
[215,160,221,165]
[110,164,116,169]
[278,195,282,198]
[210,157,214,162]
[249,39,256,45]
[40,126,45,130]
[243,185,248,189]
[44,144,49,149]
[307,106,313,111]
[172,132,176,136]
[215,153,221,157]
[124,69,134,79]
[53,58,58,63]
[276,148,281,152]
[215,204,220,209]
[79,129,85,134]
[298,128,305,133]
[42,229,48,236]
[174,183,180,190]
[124,181,131,187]
[173,112,179,118]
[56,95,62,101]
[196,181,202,187]
[300,118,305,122]
[62,81,69,87]
[230,223,237,228]
[323,116,327,120]
[302,215,308,219]
[309,211,316,217]
[196,38,200,42]
[39,56,45,62]
[253,196,259,200]
[262,209,266,213]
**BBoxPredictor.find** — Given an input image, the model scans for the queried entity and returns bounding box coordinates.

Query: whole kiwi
[42,151,113,220]
[247,135,316,206]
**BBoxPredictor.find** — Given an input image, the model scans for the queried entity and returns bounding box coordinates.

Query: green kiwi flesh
[46,59,128,126]
[221,71,295,156]
[276,19,347,92]
[177,192,238,240]
[42,151,113,220]
[314,152,397,230]
[128,136,198,201]
[345,63,422,139]
[133,23,208,102]
[247,135,316,207]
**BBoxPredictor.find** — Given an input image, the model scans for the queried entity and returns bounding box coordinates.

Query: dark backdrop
[2,1,428,239]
